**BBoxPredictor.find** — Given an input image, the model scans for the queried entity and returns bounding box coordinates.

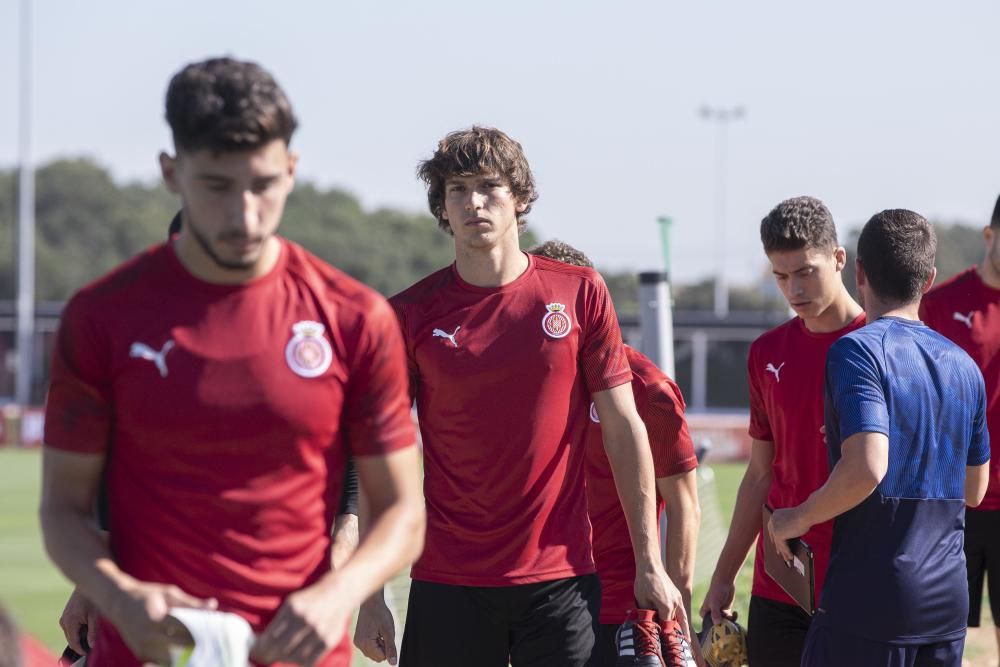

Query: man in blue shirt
[769,209,991,666]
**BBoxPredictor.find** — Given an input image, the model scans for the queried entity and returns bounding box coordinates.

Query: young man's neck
[173,234,282,285]
[801,286,864,334]
[453,237,529,288]
[864,298,921,324]
[977,258,1000,290]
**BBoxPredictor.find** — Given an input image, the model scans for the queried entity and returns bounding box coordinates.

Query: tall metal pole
[699,105,745,319]
[16,0,35,406]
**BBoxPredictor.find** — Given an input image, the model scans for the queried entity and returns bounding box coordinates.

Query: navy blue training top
[819,316,990,644]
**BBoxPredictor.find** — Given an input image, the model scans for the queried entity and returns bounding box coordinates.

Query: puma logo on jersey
[432,326,461,348]
[765,362,785,382]
[953,311,975,329]
[129,340,175,378]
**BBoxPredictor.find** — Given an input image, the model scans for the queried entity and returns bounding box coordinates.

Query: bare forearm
[797,458,879,528]
[664,510,697,619]
[604,420,661,566]
[330,513,359,570]
[712,469,771,584]
[40,508,130,615]
[321,497,424,610]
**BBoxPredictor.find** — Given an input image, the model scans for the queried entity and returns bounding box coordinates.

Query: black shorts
[399,574,601,667]
[802,619,963,667]
[593,624,620,667]
[965,508,1000,627]
[747,595,812,667]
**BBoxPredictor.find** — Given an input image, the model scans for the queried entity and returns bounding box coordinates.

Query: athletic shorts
[399,574,601,667]
[593,624,621,667]
[801,621,964,667]
[965,508,1000,627]
[747,594,811,667]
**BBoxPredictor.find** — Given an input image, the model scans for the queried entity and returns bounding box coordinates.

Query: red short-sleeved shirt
[921,267,1000,510]
[44,239,415,667]
[391,254,631,586]
[585,346,697,623]
[747,313,865,606]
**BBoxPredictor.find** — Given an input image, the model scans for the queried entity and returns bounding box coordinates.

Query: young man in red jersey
[699,197,864,666]
[920,194,1000,660]
[389,127,684,667]
[529,240,700,667]
[38,57,424,667]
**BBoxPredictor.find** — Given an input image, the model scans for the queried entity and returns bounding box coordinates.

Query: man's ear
[159,151,180,194]
[921,266,937,294]
[833,246,847,271]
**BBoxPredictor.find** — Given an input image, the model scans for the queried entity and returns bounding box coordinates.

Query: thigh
[912,636,964,667]
[747,595,811,667]
[509,574,601,667]
[591,624,620,667]
[399,580,509,667]
[801,622,912,667]
[965,510,988,626]
[979,511,1000,627]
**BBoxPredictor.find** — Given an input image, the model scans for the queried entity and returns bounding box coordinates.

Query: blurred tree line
[0,159,987,308]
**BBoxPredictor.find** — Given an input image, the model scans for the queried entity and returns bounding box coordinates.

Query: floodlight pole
[15,0,35,407]
[699,105,745,319]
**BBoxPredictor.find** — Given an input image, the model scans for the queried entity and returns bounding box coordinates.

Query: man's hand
[698,578,736,626]
[354,592,398,664]
[767,507,810,564]
[60,588,99,655]
[635,564,689,639]
[105,581,214,665]
[253,578,351,667]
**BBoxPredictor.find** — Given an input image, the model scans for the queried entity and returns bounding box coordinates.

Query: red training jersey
[44,239,416,667]
[585,346,697,623]
[391,254,631,586]
[920,266,1000,510]
[747,313,865,606]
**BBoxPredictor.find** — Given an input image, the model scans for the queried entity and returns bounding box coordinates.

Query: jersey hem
[411,564,596,587]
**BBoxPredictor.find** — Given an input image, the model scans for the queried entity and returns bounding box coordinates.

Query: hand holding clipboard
[762,505,816,614]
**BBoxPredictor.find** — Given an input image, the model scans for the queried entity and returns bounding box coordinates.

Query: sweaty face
[768,247,846,321]
[163,139,296,279]
[441,173,526,249]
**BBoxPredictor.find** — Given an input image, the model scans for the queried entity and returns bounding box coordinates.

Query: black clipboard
[762,505,816,614]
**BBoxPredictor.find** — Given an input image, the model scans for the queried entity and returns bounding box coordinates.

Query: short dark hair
[857,209,936,304]
[991,194,1000,228]
[527,239,593,268]
[165,57,298,152]
[760,196,839,253]
[417,126,538,234]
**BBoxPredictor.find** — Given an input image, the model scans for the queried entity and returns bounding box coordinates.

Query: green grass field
[1,449,993,666]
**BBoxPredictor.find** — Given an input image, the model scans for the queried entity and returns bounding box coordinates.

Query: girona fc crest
[542,303,571,339]
[589,402,600,423]
[285,320,333,378]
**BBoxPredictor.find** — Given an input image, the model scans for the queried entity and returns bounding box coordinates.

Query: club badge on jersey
[285,320,333,378]
[542,303,572,339]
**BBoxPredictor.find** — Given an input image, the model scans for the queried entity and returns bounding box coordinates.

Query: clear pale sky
[1,1,998,285]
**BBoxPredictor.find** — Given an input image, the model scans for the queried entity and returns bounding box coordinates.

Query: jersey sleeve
[388,296,419,403]
[337,457,360,516]
[825,337,890,442]
[580,277,631,393]
[747,344,773,441]
[344,296,417,457]
[968,369,991,466]
[641,379,698,478]
[43,293,113,454]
